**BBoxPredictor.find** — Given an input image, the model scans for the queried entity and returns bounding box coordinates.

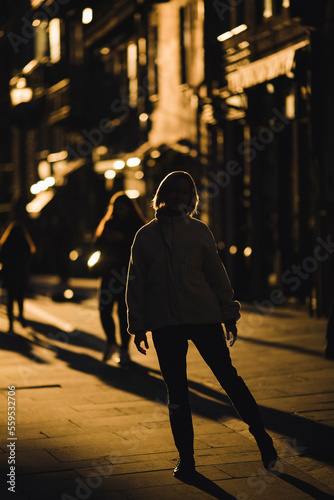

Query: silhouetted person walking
[0,222,36,333]
[126,171,277,479]
[93,192,146,366]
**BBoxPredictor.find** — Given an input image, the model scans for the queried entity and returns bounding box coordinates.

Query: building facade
[203,0,333,314]
[0,0,333,313]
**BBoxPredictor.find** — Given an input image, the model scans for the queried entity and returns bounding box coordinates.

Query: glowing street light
[82,8,93,24]
[126,157,141,167]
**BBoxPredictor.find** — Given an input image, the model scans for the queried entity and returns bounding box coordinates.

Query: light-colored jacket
[126,213,240,334]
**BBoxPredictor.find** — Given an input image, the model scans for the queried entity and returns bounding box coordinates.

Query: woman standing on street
[93,192,146,366]
[0,221,36,333]
[126,171,277,478]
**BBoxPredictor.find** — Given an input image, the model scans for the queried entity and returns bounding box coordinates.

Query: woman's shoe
[102,342,118,363]
[250,427,277,470]
[173,455,196,479]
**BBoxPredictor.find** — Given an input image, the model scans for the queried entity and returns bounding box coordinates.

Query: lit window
[34,21,48,61]
[127,43,137,80]
[285,93,295,119]
[49,18,61,63]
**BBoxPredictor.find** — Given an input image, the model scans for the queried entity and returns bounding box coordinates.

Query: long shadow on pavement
[6,319,334,488]
[50,337,334,472]
[0,329,49,364]
[26,318,106,354]
[273,471,334,500]
[238,334,328,359]
[176,471,237,499]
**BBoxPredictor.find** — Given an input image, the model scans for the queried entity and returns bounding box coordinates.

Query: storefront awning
[226,40,310,93]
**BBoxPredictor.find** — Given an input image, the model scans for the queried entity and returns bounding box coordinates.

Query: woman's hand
[225,323,237,347]
[134,331,149,355]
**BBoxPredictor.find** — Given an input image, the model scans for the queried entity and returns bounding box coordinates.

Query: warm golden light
[82,8,93,24]
[69,250,79,261]
[263,0,273,18]
[64,289,74,299]
[125,190,140,199]
[16,78,27,89]
[38,161,51,179]
[266,83,275,94]
[26,190,54,214]
[96,145,108,155]
[113,160,125,170]
[10,87,33,106]
[229,246,238,255]
[104,170,116,179]
[45,176,55,187]
[49,19,61,63]
[47,151,68,162]
[139,113,149,122]
[135,171,144,179]
[22,59,38,74]
[30,184,40,195]
[217,31,233,42]
[244,247,252,257]
[217,24,247,42]
[126,157,141,167]
[127,42,137,80]
[150,150,161,159]
[87,251,101,268]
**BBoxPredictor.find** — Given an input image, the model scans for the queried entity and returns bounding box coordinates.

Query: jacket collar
[156,207,190,224]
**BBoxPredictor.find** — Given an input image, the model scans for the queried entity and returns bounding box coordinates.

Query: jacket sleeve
[202,225,241,322]
[126,231,147,334]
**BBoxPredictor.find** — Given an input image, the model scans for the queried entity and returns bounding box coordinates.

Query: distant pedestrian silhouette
[0,221,36,333]
[126,171,277,479]
[93,192,146,366]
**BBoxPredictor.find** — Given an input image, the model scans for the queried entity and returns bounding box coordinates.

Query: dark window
[255,0,265,24]
[232,0,245,27]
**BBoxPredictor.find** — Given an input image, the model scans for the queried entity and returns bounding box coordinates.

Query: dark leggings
[152,323,263,456]
[99,275,129,351]
[6,289,24,327]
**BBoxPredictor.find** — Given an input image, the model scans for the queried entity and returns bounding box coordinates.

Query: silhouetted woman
[126,171,277,478]
[0,221,36,333]
[93,192,146,366]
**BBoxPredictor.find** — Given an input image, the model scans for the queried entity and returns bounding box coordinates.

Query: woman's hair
[0,221,36,253]
[94,191,146,239]
[152,171,199,216]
